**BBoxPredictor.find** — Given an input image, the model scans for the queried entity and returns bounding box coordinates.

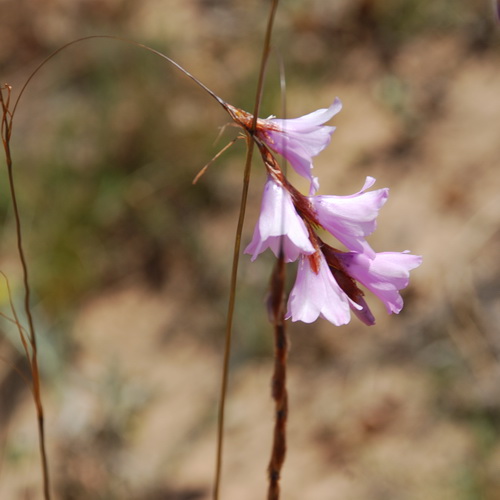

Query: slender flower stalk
[213,1,281,498]
[1,85,52,500]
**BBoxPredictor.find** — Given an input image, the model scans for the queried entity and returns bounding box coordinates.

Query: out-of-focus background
[1,0,500,498]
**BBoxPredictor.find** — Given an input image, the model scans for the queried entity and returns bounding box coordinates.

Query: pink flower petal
[286,252,352,326]
[245,177,315,262]
[337,251,422,314]
[257,99,342,192]
[311,177,389,257]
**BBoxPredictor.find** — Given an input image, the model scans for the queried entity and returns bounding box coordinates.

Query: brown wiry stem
[267,253,288,500]
[213,1,280,498]
[1,85,51,500]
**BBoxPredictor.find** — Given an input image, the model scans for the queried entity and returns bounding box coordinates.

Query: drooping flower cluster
[230,99,421,326]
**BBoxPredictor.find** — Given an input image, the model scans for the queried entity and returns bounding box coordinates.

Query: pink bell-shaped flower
[245,176,315,262]
[335,250,422,314]
[285,252,354,326]
[256,99,342,193]
[311,177,388,258]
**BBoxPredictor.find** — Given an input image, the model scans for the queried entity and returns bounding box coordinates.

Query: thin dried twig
[1,85,51,500]
[193,137,239,184]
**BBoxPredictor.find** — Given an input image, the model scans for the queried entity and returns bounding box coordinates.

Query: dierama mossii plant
[221,96,421,500]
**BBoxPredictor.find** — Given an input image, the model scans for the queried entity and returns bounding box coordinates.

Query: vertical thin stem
[267,38,289,500]
[212,133,255,500]
[267,254,288,500]
[250,0,280,130]
[1,86,51,500]
[213,1,280,499]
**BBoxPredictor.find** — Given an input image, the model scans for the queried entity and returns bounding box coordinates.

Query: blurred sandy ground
[1,0,500,498]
